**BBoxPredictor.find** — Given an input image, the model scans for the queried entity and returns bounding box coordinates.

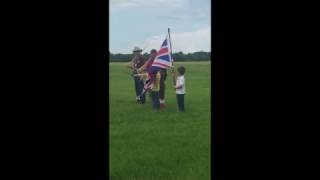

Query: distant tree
[109,51,211,62]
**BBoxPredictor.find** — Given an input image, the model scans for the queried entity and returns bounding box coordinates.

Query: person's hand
[126,63,133,69]
[137,68,143,74]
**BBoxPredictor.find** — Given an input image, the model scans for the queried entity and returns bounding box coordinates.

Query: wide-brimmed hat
[132,46,143,52]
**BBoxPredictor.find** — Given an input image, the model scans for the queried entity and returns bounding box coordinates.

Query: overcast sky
[110,0,211,53]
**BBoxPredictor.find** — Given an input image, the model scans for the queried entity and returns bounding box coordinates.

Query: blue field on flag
[151,32,173,69]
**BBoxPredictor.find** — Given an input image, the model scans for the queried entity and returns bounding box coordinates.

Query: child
[151,71,161,109]
[174,66,186,112]
[135,71,161,109]
[159,69,167,109]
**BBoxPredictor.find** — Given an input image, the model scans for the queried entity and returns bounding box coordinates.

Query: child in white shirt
[174,66,186,112]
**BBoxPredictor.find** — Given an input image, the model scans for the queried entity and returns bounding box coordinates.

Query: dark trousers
[159,79,165,100]
[134,77,145,103]
[176,94,185,111]
[159,69,167,100]
[151,91,160,109]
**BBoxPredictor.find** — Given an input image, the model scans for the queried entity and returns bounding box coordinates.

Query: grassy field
[110,61,211,180]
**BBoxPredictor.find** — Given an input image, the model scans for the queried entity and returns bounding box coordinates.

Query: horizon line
[109,50,211,54]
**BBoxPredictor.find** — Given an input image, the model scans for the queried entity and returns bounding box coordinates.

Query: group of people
[127,46,186,112]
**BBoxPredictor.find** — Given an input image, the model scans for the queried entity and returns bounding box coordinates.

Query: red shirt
[146,54,157,69]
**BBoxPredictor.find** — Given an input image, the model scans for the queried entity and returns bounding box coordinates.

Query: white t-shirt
[175,75,186,94]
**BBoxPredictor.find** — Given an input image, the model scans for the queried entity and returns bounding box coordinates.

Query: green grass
[110,61,211,180]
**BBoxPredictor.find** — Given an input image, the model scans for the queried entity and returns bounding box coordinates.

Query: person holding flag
[137,28,174,103]
[137,49,158,101]
[137,50,168,109]
[127,46,147,104]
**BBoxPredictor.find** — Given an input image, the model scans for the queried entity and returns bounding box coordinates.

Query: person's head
[177,66,186,76]
[150,49,157,56]
[132,46,142,55]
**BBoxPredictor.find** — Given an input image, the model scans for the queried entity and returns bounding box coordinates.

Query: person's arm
[134,73,148,77]
[137,58,150,73]
[174,84,183,89]
[127,56,137,69]
[172,70,177,86]
[137,54,153,73]
[127,62,134,69]
[174,77,183,89]
[175,85,183,89]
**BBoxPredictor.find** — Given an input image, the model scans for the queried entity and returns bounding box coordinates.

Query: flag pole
[168,28,176,86]
[168,28,174,67]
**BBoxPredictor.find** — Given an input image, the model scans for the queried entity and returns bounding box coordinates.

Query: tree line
[109,51,211,62]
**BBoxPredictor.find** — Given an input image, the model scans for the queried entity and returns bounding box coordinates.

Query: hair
[150,49,157,54]
[177,66,186,75]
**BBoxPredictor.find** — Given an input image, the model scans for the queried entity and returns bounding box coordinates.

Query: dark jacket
[132,54,146,70]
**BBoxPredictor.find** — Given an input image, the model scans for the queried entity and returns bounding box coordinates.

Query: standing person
[159,69,167,109]
[174,66,186,112]
[151,71,161,109]
[127,46,147,104]
[137,49,158,102]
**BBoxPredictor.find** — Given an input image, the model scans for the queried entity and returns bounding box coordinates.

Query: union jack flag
[151,34,173,69]
[137,30,174,101]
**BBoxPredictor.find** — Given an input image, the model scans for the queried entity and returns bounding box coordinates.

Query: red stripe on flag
[152,62,171,68]
[157,47,168,55]
[152,64,167,69]
[156,50,171,57]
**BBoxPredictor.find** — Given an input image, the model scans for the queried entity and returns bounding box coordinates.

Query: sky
[110,0,211,54]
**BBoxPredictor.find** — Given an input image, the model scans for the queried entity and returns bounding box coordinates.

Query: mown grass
[110,61,211,180]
